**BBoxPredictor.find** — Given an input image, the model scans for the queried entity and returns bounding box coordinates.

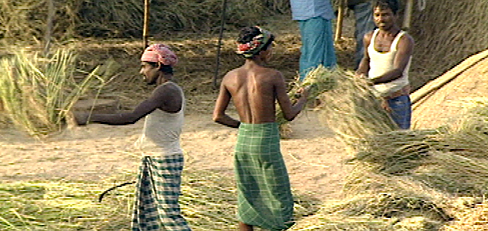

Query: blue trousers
[298,17,337,81]
[387,95,412,130]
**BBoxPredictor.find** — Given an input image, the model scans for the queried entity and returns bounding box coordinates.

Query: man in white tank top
[74,44,191,230]
[355,0,415,129]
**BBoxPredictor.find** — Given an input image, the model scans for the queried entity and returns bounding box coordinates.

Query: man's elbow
[284,113,297,121]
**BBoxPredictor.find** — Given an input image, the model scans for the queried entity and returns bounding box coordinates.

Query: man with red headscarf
[213,26,309,231]
[74,44,191,231]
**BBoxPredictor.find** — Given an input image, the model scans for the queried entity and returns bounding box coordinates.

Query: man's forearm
[371,69,403,84]
[89,113,139,125]
[214,114,240,128]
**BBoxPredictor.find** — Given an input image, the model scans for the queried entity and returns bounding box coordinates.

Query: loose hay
[316,68,398,146]
[0,48,112,137]
[0,170,320,231]
[276,65,337,136]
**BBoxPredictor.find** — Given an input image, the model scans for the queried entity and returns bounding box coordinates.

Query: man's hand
[381,99,391,112]
[296,86,311,100]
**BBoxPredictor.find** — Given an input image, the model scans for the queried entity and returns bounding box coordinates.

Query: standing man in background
[290,0,337,81]
[348,0,376,68]
[356,0,414,129]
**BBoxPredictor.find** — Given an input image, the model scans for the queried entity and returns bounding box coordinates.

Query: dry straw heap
[0,0,290,41]
[0,48,113,136]
[409,0,488,89]
[286,65,488,230]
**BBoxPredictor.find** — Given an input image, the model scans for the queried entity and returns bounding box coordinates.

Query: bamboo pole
[212,0,228,89]
[334,0,346,42]
[402,0,414,31]
[411,50,488,106]
[44,0,54,55]
[143,0,150,48]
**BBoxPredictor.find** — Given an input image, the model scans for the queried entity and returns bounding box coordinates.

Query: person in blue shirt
[348,0,377,69]
[290,0,337,81]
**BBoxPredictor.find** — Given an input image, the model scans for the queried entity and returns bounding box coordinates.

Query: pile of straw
[0,0,291,42]
[0,48,111,136]
[288,61,488,229]
[409,1,488,89]
[0,170,320,230]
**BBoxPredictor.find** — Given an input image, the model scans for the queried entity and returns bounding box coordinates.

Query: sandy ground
[0,109,353,201]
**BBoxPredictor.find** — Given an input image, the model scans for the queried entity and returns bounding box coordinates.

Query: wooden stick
[212,0,228,89]
[402,0,414,31]
[44,0,54,56]
[411,50,488,106]
[143,0,150,48]
[334,0,345,42]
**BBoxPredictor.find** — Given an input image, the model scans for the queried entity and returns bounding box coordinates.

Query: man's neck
[244,58,266,68]
[379,25,401,37]
[157,73,173,86]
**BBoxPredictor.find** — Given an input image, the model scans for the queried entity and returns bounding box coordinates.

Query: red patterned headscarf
[236,26,273,58]
[141,44,178,66]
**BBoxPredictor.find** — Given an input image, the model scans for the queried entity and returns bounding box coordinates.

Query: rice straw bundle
[316,68,398,146]
[413,151,488,195]
[276,65,337,127]
[0,48,109,137]
[353,129,440,175]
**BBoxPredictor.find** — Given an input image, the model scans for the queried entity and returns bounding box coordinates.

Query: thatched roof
[411,49,488,129]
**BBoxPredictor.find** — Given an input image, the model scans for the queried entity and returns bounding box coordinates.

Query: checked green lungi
[131,155,191,231]
[235,122,295,230]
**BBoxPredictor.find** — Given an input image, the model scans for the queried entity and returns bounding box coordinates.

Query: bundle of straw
[0,48,109,137]
[316,69,398,146]
[276,65,337,128]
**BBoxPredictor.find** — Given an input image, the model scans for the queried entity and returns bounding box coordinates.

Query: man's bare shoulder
[221,68,240,82]
[364,30,374,41]
[401,32,415,44]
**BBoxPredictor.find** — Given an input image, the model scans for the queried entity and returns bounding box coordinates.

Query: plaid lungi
[235,122,295,230]
[131,154,191,231]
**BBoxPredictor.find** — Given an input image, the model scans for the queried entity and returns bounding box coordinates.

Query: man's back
[222,64,281,124]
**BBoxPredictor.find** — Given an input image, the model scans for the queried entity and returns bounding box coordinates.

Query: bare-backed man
[213,26,309,231]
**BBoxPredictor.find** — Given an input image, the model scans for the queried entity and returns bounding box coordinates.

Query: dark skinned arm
[275,72,309,121]
[212,78,240,128]
[355,31,373,77]
[74,84,177,125]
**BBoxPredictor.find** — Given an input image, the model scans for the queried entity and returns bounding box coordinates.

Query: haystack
[409,1,488,88]
[411,49,488,129]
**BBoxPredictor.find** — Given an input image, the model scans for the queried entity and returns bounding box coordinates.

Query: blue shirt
[290,0,335,21]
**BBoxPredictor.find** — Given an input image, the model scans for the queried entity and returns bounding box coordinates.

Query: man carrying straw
[74,44,191,231]
[213,26,309,231]
[356,0,414,129]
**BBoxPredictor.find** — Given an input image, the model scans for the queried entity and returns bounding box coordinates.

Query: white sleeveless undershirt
[368,29,411,97]
[134,82,185,156]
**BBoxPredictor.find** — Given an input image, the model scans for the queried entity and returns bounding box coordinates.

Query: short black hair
[237,26,275,52]
[372,0,399,14]
[147,62,173,74]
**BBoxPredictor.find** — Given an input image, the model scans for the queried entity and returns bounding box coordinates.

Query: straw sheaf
[316,68,398,146]
[276,65,338,132]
